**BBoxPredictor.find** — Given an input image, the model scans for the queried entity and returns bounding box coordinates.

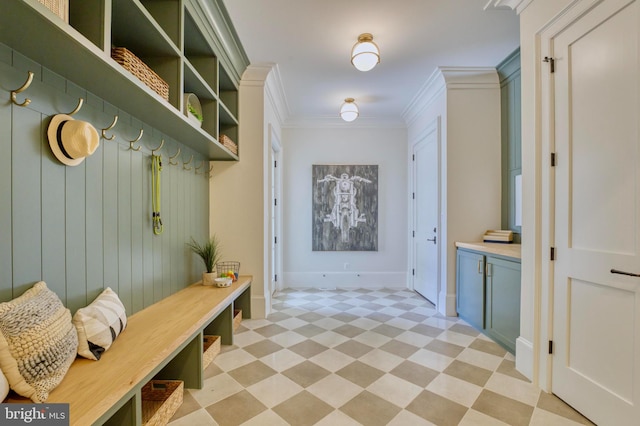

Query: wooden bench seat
[9,276,252,426]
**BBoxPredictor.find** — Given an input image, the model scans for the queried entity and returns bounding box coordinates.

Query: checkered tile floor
[168,288,593,426]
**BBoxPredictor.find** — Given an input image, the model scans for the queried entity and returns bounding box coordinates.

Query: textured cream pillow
[0,281,78,402]
[73,287,127,360]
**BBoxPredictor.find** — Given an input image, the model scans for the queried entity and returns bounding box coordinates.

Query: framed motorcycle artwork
[312,164,378,251]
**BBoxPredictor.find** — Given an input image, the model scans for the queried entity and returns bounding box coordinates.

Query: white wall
[210,64,284,319]
[282,126,408,289]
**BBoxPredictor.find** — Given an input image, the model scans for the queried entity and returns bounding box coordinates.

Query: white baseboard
[283,272,407,289]
[515,336,533,381]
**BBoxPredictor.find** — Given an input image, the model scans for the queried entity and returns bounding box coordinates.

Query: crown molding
[240,63,290,128]
[483,0,533,14]
[402,66,499,127]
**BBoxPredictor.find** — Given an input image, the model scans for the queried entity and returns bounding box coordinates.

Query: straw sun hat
[47,114,99,166]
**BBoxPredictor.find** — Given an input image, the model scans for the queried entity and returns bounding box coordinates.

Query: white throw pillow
[73,288,127,360]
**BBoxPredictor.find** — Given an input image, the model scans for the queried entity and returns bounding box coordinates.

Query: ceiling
[221,0,520,126]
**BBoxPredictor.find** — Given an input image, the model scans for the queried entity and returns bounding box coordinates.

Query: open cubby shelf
[2,0,247,160]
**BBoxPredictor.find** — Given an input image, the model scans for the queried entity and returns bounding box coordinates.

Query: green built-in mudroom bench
[455,242,521,354]
[10,276,251,425]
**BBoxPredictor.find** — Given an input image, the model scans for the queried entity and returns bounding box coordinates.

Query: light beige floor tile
[246,374,304,408]
[459,409,510,425]
[240,318,272,329]
[238,409,289,426]
[358,348,404,372]
[408,348,455,372]
[353,330,393,347]
[385,316,423,330]
[456,347,504,372]
[213,348,256,371]
[310,348,362,372]
[437,330,478,347]
[313,317,347,330]
[313,409,363,426]
[427,371,483,407]
[485,372,540,406]
[307,374,364,408]
[310,330,351,348]
[168,408,218,426]
[259,348,306,372]
[189,373,244,407]
[349,317,382,330]
[367,373,424,408]
[424,317,456,330]
[231,330,265,347]
[387,409,437,425]
[378,306,405,317]
[267,330,307,348]
[395,330,434,347]
[275,317,309,330]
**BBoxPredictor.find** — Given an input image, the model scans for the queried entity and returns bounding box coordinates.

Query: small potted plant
[187,235,222,286]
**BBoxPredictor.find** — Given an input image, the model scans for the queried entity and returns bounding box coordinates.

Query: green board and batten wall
[498,49,521,242]
[0,45,209,315]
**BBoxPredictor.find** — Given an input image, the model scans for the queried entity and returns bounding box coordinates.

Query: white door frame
[410,117,441,307]
[269,124,283,295]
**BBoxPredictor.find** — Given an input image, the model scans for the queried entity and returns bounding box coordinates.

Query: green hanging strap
[151,154,163,235]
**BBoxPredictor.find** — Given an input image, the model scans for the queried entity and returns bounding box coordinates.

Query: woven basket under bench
[141,380,183,426]
[111,47,169,101]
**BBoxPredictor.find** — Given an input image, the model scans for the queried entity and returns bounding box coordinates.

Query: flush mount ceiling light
[351,33,380,72]
[340,98,359,122]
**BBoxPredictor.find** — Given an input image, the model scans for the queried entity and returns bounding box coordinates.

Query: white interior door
[413,121,439,304]
[551,1,640,424]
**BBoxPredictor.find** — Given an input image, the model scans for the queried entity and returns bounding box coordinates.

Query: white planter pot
[202,272,216,286]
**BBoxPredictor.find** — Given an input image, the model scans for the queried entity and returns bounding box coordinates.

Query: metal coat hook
[65,98,84,116]
[10,71,34,107]
[207,165,214,179]
[168,147,181,165]
[101,115,118,140]
[128,129,143,151]
[183,155,193,170]
[150,139,164,156]
[194,160,204,174]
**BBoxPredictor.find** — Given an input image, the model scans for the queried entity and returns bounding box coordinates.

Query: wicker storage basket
[216,261,240,280]
[141,380,183,426]
[202,335,221,369]
[38,0,68,22]
[233,309,242,332]
[111,47,169,101]
[219,134,238,155]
